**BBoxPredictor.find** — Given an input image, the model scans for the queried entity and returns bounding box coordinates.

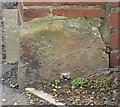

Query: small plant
[86,19,93,25]
[102,76,110,84]
[54,79,61,86]
[99,76,111,92]
[71,77,88,88]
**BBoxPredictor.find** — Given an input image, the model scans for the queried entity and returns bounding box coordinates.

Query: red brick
[110,12,119,29]
[22,1,118,7]
[78,2,105,6]
[23,2,105,6]
[23,8,50,22]
[58,2,86,5]
[23,2,82,6]
[110,32,120,49]
[112,2,120,7]
[52,8,104,19]
[23,2,55,6]
[110,50,120,67]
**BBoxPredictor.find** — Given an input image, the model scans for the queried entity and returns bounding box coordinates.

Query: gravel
[2,2,18,9]
[0,2,6,64]
[2,64,120,106]
[1,84,29,105]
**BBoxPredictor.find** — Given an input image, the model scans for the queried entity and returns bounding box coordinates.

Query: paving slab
[25,88,66,106]
[3,9,19,63]
[1,84,29,105]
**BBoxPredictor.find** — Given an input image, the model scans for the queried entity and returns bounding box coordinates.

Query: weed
[71,77,88,88]
[99,76,111,92]
[103,76,110,84]
[54,79,61,86]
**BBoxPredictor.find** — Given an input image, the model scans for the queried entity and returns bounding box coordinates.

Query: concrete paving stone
[3,9,19,63]
[1,84,29,105]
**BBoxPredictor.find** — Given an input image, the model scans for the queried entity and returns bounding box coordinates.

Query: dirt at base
[2,63,120,106]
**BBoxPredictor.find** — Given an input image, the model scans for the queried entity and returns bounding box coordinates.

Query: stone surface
[0,4,2,106]
[1,84,29,105]
[0,3,2,79]
[18,17,109,88]
[3,9,19,63]
[25,88,65,106]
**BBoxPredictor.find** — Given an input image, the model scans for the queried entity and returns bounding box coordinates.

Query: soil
[2,63,120,106]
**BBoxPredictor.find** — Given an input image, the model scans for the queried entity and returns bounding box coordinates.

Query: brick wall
[109,5,120,67]
[18,1,120,68]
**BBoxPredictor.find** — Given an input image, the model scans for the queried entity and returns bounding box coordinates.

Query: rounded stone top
[19,16,109,81]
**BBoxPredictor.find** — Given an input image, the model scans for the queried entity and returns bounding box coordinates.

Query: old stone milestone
[18,17,109,88]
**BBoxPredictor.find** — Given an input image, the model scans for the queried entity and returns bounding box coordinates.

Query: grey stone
[2,2,18,9]
[0,5,3,78]
[18,17,109,89]
[3,9,19,63]
[1,84,29,105]
[25,88,65,106]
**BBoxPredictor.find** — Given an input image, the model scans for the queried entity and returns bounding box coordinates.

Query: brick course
[23,8,51,22]
[110,50,120,67]
[112,2,120,7]
[110,12,119,29]
[52,8,104,18]
[23,2,119,7]
[110,32,120,49]
[23,2,105,6]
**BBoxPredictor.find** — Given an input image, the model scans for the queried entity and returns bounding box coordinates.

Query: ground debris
[2,64,120,106]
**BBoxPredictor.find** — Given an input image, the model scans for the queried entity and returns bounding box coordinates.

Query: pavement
[0,7,36,106]
[1,84,29,105]
[2,63,17,75]
[3,9,19,63]
[0,3,3,78]
[1,62,30,106]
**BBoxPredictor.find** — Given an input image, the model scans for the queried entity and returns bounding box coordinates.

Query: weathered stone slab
[18,17,109,89]
[25,88,65,106]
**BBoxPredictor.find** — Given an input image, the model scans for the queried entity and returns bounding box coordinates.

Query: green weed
[71,77,88,88]
[54,79,61,86]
